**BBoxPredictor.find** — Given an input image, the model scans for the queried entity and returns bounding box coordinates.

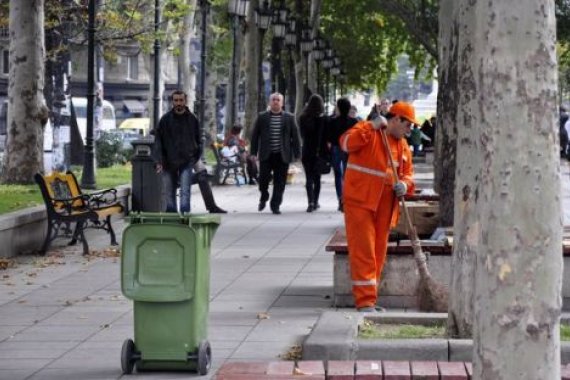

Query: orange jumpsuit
[339,121,415,309]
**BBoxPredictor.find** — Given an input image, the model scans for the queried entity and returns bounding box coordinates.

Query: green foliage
[320,0,436,93]
[95,132,132,168]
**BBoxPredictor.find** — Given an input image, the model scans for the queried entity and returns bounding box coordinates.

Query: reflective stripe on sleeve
[346,163,388,178]
[352,279,377,286]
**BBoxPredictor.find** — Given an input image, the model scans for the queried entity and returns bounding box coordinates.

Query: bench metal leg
[106,215,118,246]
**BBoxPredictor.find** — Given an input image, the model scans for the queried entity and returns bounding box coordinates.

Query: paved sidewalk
[0,166,344,380]
[1,158,569,380]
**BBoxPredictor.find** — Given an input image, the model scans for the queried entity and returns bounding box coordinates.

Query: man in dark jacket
[152,89,201,214]
[250,93,301,214]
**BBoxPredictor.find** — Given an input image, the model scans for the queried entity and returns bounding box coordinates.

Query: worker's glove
[371,115,387,130]
[394,181,407,197]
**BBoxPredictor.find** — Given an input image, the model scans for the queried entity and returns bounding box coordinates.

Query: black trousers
[192,170,217,211]
[258,152,289,211]
[302,157,321,206]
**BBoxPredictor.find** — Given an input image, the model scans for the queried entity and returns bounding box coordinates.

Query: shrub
[96,132,131,168]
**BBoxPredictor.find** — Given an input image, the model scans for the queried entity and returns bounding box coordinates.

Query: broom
[379,127,448,312]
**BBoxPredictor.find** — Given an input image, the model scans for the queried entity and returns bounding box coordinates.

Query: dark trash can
[120,212,221,375]
[131,138,162,212]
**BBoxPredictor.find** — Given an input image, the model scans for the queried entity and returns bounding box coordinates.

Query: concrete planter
[303,311,570,363]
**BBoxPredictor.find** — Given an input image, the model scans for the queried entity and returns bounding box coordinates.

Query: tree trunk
[179,0,197,110]
[433,0,458,227]
[445,0,474,339]
[204,11,217,144]
[2,0,48,183]
[243,0,259,139]
[471,1,561,378]
[294,55,304,118]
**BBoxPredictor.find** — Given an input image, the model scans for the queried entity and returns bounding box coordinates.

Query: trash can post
[131,138,162,212]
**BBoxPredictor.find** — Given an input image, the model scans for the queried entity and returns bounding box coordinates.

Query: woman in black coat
[299,94,328,212]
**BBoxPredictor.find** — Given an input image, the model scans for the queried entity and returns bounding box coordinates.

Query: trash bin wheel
[121,339,136,374]
[196,340,211,375]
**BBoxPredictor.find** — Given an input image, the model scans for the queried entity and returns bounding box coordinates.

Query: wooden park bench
[34,171,124,256]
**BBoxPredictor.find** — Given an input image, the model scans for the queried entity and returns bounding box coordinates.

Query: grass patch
[359,320,446,339]
[0,164,132,215]
[359,320,570,341]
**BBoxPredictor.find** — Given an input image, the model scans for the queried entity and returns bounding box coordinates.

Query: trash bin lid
[121,223,196,302]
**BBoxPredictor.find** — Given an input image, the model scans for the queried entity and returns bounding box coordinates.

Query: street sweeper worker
[339,101,418,312]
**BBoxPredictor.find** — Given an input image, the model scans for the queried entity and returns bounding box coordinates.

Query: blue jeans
[331,146,348,201]
[161,162,194,214]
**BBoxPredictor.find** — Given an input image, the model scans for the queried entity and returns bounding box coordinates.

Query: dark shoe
[357,306,386,313]
[209,206,227,214]
[271,208,281,215]
[306,204,315,213]
[248,179,257,185]
[258,201,266,212]
[314,203,320,210]
[338,202,344,212]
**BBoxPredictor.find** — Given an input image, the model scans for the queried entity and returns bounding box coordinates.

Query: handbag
[313,119,331,175]
[314,156,331,175]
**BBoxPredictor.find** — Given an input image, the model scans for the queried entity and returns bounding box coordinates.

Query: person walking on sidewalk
[152,89,201,214]
[250,92,301,214]
[327,97,358,212]
[340,102,418,312]
[299,94,328,212]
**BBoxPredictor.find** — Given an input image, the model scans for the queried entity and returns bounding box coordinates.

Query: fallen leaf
[2,275,10,279]
[279,345,302,361]
[0,258,16,270]
[17,300,26,304]
[25,282,34,285]
[257,312,270,320]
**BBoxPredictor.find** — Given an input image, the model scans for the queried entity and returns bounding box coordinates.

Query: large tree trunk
[243,0,259,139]
[203,11,217,144]
[179,0,197,110]
[442,0,475,339]
[471,1,561,378]
[2,0,49,183]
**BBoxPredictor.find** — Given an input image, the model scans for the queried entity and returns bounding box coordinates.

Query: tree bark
[203,10,217,143]
[446,0,474,339]
[470,2,561,378]
[2,0,48,184]
[243,0,259,139]
[307,0,322,95]
[179,0,198,110]
[434,0,458,227]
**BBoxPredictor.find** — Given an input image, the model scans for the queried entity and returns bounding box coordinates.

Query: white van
[71,97,116,143]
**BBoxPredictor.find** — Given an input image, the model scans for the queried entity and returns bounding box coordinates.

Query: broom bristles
[417,275,449,312]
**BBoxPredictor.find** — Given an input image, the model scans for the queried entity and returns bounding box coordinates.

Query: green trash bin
[120,212,221,375]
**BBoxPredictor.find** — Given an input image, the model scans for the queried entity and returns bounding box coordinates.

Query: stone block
[296,360,325,376]
[410,361,438,379]
[327,360,354,379]
[355,360,382,379]
[383,360,411,379]
[357,339,448,361]
[266,361,295,375]
[448,339,472,362]
[437,361,468,379]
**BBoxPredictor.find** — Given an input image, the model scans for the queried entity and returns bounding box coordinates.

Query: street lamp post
[255,0,271,112]
[198,0,210,154]
[270,0,287,93]
[312,37,325,96]
[284,16,297,111]
[227,0,249,129]
[152,0,161,133]
[81,0,97,189]
[299,25,313,103]
[330,57,341,103]
[321,46,334,115]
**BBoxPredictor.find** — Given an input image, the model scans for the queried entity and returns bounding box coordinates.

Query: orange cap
[390,102,420,125]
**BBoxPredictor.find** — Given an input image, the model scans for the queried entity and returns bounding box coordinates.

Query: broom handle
[379,128,419,243]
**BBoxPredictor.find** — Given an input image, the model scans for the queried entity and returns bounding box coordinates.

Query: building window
[2,50,8,75]
[127,55,138,80]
